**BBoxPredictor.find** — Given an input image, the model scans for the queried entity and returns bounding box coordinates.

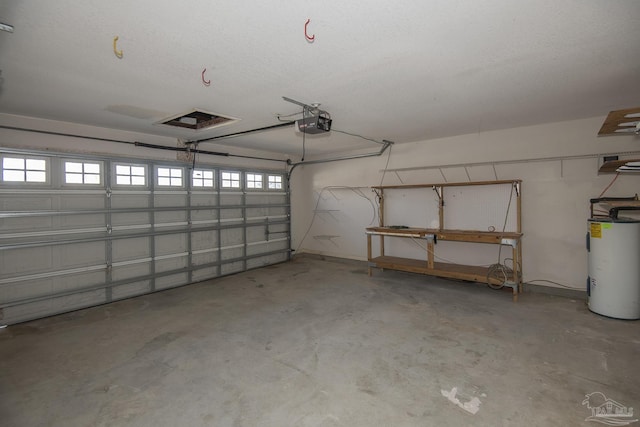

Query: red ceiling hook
[201,68,211,86]
[304,19,315,42]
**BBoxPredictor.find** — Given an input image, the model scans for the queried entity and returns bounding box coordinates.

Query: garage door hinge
[106,188,112,198]
[106,224,112,234]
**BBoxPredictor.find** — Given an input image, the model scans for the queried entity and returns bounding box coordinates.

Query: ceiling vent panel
[158,109,238,131]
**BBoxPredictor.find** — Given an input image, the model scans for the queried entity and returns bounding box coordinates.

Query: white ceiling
[0,1,639,157]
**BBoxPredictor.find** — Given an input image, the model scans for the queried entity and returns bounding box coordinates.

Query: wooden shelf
[366,227,522,245]
[369,256,504,285]
[366,180,523,301]
[599,159,640,174]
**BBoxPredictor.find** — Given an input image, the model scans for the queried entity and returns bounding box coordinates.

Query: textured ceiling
[0,1,639,157]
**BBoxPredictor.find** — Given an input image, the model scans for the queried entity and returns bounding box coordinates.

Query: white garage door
[0,148,290,325]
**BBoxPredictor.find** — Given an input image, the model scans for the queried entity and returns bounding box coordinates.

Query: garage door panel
[111,280,151,300]
[191,209,218,223]
[192,230,217,251]
[111,194,149,209]
[1,246,53,277]
[220,208,242,221]
[1,194,53,211]
[247,194,287,205]
[59,194,104,210]
[246,207,267,219]
[221,261,244,275]
[112,262,151,281]
[221,247,243,261]
[247,239,288,256]
[268,223,289,234]
[246,225,267,243]
[154,194,186,207]
[155,256,188,273]
[0,149,290,324]
[0,216,53,234]
[0,278,53,303]
[0,271,107,304]
[191,193,217,206]
[155,234,187,256]
[267,207,287,217]
[113,237,150,262]
[220,229,243,246]
[52,242,104,269]
[111,212,150,228]
[220,194,242,205]
[1,289,106,324]
[59,213,105,229]
[192,267,218,282]
[192,251,217,266]
[155,211,187,224]
[247,253,287,269]
[155,273,188,290]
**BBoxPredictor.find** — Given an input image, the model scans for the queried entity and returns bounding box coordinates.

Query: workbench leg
[512,244,520,294]
[427,239,435,270]
[367,234,372,276]
[517,242,523,293]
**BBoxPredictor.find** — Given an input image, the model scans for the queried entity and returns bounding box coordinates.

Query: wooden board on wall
[598,107,640,136]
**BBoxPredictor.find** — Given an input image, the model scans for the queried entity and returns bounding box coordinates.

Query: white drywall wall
[291,116,640,290]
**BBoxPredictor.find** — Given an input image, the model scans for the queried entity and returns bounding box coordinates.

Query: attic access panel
[159,109,238,131]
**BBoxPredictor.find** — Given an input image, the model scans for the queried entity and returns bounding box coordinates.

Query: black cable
[191,142,198,170]
[302,123,306,162]
[332,129,385,145]
[379,144,392,186]
[277,110,304,122]
[300,106,308,162]
[192,122,295,143]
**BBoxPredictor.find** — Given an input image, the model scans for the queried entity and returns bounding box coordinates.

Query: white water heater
[587,218,640,319]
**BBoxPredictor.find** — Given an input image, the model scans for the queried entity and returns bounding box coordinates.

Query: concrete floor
[1,255,639,427]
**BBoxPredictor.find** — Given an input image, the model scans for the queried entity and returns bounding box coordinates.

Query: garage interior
[1,2,639,426]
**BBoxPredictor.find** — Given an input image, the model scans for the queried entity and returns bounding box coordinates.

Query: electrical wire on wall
[597,172,620,198]
[301,107,307,162]
[189,142,199,170]
[332,129,387,145]
[379,143,392,187]
[486,183,516,289]
[295,186,378,253]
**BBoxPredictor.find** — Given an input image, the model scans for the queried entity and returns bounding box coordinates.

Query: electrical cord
[332,129,386,145]
[295,186,378,253]
[486,184,515,289]
[598,173,620,198]
[524,279,583,290]
[276,110,304,121]
[379,143,392,187]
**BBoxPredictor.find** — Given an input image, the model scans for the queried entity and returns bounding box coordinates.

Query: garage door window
[157,167,183,187]
[115,164,146,186]
[65,161,101,184]
[246,173,263,189]
[268,175,283,190]
[221,171,241,188]
[192,169,214,188]
[2,156,47,183]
